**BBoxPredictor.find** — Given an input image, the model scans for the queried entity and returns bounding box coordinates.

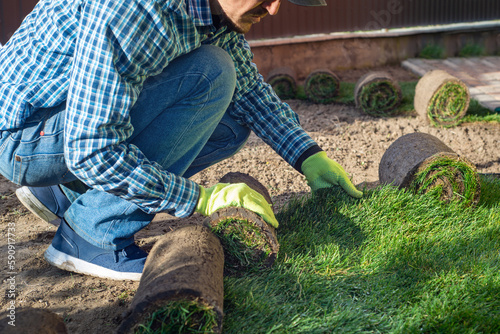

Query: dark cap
[288,0,326,6]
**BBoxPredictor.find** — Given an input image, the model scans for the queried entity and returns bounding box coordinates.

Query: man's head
[211,0,326,34]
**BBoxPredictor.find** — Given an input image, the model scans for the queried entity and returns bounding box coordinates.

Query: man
[0,0,362,281]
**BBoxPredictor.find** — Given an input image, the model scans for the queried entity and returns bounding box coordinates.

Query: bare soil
[0,65,499,333]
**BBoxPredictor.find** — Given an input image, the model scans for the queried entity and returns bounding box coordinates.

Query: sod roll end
[206,207,279,276]
[409,151,480,206]
[415,69,470,127]
[117,225,224,334]
[379,132,480,207]
[304,69,340,104]
[208,173,279,275]
[354,71,402,116]
[266,67,297,100]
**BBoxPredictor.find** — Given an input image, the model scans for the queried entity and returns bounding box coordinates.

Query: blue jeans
[0,45,250,250]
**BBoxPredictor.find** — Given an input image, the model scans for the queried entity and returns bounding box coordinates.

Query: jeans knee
[198,45,236,101]
[202,45,235,78]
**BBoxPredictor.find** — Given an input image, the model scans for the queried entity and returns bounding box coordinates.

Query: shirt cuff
[293,145,323,174]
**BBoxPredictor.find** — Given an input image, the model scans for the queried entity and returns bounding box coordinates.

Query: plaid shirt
[0,0,317,217]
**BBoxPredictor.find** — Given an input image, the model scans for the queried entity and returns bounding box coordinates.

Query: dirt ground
[0,65,499,333]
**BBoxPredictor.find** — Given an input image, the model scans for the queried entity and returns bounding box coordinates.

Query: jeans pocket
[3,104,70,186]
[13,152,76,186]
[12,125,76,186]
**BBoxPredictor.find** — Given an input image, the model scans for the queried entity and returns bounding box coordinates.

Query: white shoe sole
[16,187,60,224]
[44,245,142,281]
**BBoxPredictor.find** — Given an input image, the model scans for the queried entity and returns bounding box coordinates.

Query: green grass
[135,299,219,334]
[459,44,485,58]
[398,81,418,112]
[419,44,446,59]
[462,99,500,123]
[212,217,274,275]
[222,176,500,333]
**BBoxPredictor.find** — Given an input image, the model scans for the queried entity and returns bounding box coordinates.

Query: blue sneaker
[16,185,71,225]
[44,219,147,281]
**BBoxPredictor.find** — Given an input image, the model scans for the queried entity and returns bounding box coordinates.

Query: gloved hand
[302,151,363,198]
[195,183,279,228]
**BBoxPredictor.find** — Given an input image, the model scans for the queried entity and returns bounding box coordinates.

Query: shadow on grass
[275,187,365,258]
[478,173,500,209]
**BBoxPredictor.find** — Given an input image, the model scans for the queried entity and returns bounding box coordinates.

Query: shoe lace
[113,250,120,263]
[114,244,145,263]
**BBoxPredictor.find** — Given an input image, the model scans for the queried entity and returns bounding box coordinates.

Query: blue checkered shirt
[0,0,317,217]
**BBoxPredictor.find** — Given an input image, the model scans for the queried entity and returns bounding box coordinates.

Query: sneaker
[44,219,147,281]
[16,185,71,225]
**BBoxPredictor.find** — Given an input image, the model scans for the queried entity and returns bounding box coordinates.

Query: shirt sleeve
[64,0,199,217]
[222,34,319,168]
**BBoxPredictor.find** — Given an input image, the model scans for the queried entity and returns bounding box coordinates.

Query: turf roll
[206,207,279,276]
[220,172,273,205]
[354,71,403,116]
[208,172,279,276]
[379,132,480,206]
[414,69,470,127]
[117,225,224,334]
[266,67,297,100]
[304,69,340,104]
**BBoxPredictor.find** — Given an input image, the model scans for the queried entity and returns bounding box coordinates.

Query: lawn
[222,175,500,333]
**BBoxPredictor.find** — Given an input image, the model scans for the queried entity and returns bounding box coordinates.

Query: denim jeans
[0,45,250,250]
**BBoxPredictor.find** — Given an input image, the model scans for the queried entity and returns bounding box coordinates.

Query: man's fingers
[339,178,363,198]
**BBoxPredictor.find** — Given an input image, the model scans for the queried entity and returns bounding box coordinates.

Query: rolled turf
[304,69,340,104]
[354,72,403,116]
[117,224,224,334]
[207,207,279,276]
[414,69,470,127]
[379,132,480,207]
[266,67,297,100]
[208,172,279,276]
[220,172,273,205]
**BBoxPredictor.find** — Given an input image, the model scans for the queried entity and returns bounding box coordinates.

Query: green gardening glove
[302,151,363,198]
[195,183,279,228]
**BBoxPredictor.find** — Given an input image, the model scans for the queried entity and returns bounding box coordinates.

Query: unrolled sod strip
[117,224,225,334]
[354,71,403,116]
[414,69,470,127]
[304,69,340,104]
[379,132,480,207]
[266,67,297,100]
